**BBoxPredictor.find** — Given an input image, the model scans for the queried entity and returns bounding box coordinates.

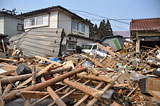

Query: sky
[0,0,160,31]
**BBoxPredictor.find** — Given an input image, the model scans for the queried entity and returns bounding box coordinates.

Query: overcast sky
[0,0,160,31]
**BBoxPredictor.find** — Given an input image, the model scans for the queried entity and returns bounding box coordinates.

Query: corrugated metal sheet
[130,18,160,32]
[9,28,64,57]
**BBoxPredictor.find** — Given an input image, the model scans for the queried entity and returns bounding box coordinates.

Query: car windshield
[83,45,93,49]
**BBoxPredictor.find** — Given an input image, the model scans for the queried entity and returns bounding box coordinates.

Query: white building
[0,11,23,37]
[18,6,94,51]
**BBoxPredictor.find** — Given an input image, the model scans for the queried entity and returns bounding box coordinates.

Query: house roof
[0,11,14,17]
[100,35,123,42]
[130,18,160,32]
[113,31,130,38]
[17,5,92,25]
[0,11,21,19]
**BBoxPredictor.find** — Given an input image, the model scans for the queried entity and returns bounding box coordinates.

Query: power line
[69,9,130,25]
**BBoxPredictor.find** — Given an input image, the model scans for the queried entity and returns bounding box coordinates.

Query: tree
[98,20,107,39]
[89,19,113,40]
[89,24,99,40]
[105,20,113,36]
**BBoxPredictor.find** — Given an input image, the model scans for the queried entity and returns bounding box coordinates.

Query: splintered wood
[0,42,160,105]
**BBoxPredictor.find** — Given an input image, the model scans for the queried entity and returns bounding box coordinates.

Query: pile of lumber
[0,43,159,106]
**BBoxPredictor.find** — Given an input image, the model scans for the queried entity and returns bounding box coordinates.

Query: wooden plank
[0,63,17,75]
[146,78,160,92]
[63,79,103,99]
[148,91,160,101]
[127,86,138,97]
[17,91,48,99]
[2,84,12,96]
[0,58,17,62]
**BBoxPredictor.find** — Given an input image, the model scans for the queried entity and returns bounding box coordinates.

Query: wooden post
[32,66,36,85]
[136,32,140,53]
[1,39,6,55]
[0,81,2,95]
[17,63,55,88]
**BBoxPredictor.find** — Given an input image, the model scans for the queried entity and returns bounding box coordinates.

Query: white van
[82,43,107,57]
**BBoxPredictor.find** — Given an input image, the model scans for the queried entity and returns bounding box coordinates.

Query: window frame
[67,42,76,50]
[24,14,49,29]
[79,23,85,32]
[71,21,78,31]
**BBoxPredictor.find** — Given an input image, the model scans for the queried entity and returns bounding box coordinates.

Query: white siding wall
[77,38,94,47]
[0,17,4,34]
[49,11,58,28]
[4,17,22,36]
[72,23,89,38]
[58,12,72,35]
[84,25,89,38]
[58,12,89,38]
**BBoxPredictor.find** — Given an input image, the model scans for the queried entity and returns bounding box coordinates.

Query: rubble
[0,42,160,106]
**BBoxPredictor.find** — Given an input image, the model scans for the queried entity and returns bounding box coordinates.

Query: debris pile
[0,42,160,106]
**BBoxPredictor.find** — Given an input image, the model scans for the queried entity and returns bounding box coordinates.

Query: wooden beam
[148,91,160,101]
[86,73,122,106]
[2,68,86,103]
[74,82,104,106]
[77,74,113,83]
[127,86,138,97]
[17,91,48,99]
[63,79,103,99]
[48,80,90,106]
[41,77,67,106]
[2,84,12,96]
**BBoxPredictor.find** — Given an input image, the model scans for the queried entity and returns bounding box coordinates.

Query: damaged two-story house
[0,10,23,43]
[10,6,94,57]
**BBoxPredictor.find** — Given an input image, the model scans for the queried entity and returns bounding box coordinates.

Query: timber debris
[0,42,160,106]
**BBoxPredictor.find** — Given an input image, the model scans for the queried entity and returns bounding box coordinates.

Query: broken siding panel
[10,28,64,57]
[21,38,61,46]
